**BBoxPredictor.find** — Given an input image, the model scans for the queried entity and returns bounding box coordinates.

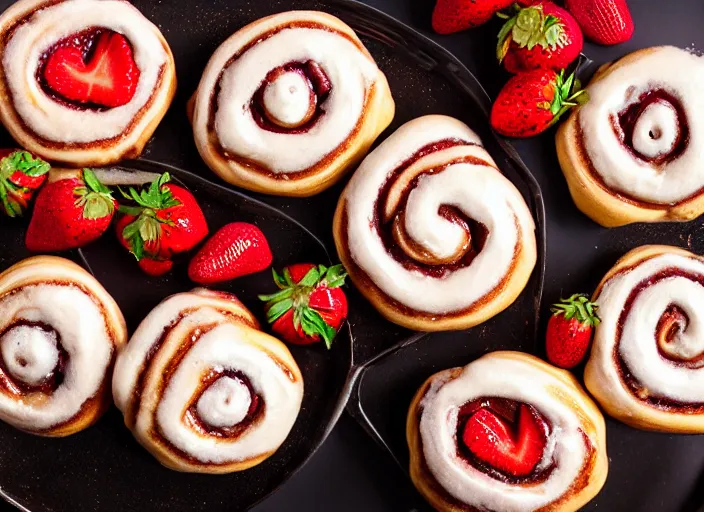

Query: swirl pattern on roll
[407,352,607,512]
[334,115,536,331]
[189,10,394,196]
[112,289,304,473]
[0,0,176,164]
[585,245,704,432]
[579,46,703,205]
[0,256,126,436]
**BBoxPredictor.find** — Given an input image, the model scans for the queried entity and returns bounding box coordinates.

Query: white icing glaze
[0,324,58,386]
[214,27,376,173]
[419,357,591,512]
[191,11,386,175]
[580,46,704,204]
[343,115,536,314]
[0,283,112,431]
[593,253,704,403]
[262,71,313,127]
[3,0,167,143]
[631,100,679,159]
[112,289,303,466]
[196,376,251,428]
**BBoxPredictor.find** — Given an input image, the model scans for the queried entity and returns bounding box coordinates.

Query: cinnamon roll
[333,115,537,331]
[585,245,704,433]
[112,289,304,473]
[188,11,395,197]
[0,256,127,437]
[0,0,176,166]
[557,46,704,227]
[408,352,608,512]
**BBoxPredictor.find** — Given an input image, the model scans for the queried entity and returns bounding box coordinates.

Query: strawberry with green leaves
[546,293,600,369]
[497,2,583,73]
[25,168,116,252]
[0,150,50,217]
[259,264,348,349]
[490,68,587,138]
[115,173,208,276]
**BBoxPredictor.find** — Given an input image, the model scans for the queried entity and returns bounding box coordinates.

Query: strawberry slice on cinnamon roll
[407,352,608,512]
[586,245,704,433]
[0,0,176,167]
[557,46,704,227]
[112,289,304,473]
[333,115,537,331]
[0,256,127,437]
[188,11,395,197]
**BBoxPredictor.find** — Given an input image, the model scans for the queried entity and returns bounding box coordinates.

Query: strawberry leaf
[298,266,321,287]
[258,287,294,302]
[1,151,50,179]
[83,168,110,195]
[324,264,348,288]
[266,298,293,323]
[271,268,288,289]
[551,293,600,327]
[300,307,336,349]
[75,169,114,220]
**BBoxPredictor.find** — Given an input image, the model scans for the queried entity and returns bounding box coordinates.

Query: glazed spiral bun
[0,256,126,437]
[0,0,176,166]
[585,245,704,433]
[112,289,304,473]
[408,352,608,512]
[557,46,704,227]
[189,11,395,197]
[333,115,537,331]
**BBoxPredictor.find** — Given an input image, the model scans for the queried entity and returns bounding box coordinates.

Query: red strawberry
[43,31,140,108]
[565,0,634,45]
[432,0,514,34]
[546,293,600,369]
[0,150,50,217]
[138,257,174,277]
[116,173,208,275]
[497,2,583,73]
[26,169,116,252]
[259,264,348,348]
[490,69,587,138]
[188,222,273,284]
[463,404,548,477]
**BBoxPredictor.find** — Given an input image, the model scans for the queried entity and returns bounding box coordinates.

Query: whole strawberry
[259,264,348,349]
[25,168,116,252]
[188,222,273,284]
[0,150,50,217]
[546,293,600,369]
[565,0,634,45]
[432,0,514,34]
[490,69,587,138]
[497,2,583,73]
[116,173,208,276]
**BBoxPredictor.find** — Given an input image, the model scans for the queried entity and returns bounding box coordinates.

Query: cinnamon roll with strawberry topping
[408,352,608,512]
[0,256,126,436]
[333,115,537,331]
[189,11,395,197]
[557,46,704,227]
[586,245,704,433]
[0,0,176,166]
[112,289,304,473]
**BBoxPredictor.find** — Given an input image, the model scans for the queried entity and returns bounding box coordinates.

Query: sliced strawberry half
[43,30,140,108]
[462,404,548,477]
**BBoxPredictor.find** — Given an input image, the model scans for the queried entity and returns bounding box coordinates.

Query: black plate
[0,0,548,510]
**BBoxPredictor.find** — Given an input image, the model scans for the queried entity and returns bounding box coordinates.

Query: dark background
[253,1,704,511]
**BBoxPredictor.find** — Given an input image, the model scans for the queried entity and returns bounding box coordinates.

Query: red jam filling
[0,320,67,394]
[37,27,140,111]
[250,60,331,134]
[185,370,263,438]
[456,397,553,484]
[371,139,491,278]
[617,88,688,164]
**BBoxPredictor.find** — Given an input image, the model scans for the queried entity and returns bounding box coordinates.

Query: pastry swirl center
[196,374,252,428]
[0,322,59,387]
